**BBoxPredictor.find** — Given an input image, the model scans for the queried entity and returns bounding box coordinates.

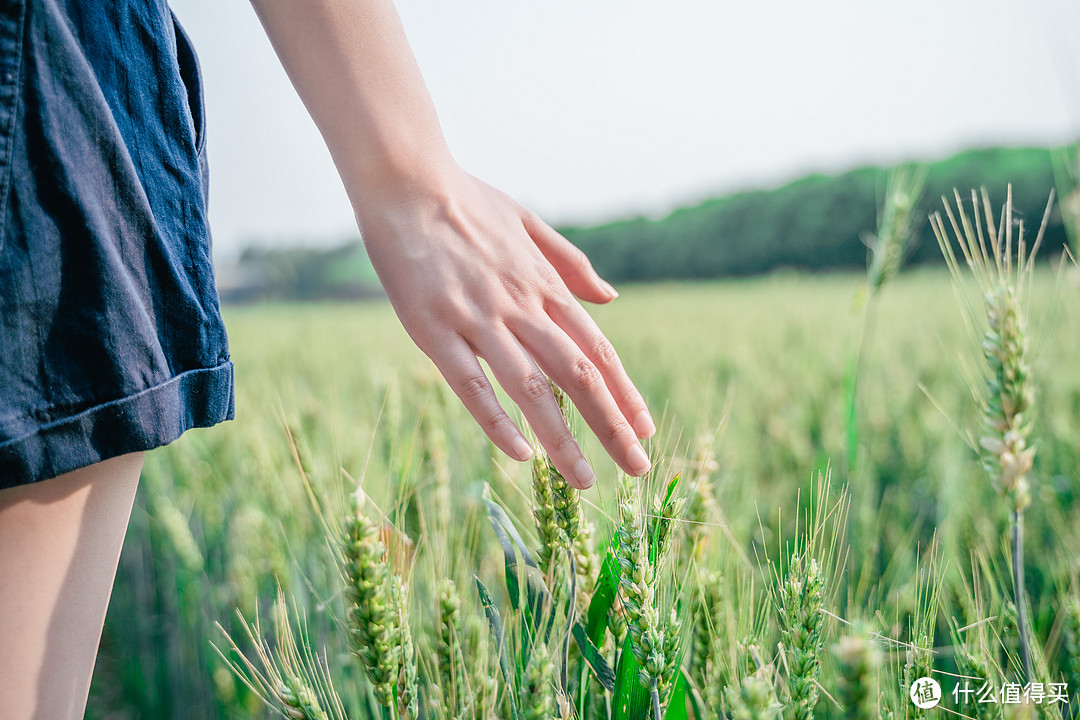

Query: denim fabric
[0,0,234,488]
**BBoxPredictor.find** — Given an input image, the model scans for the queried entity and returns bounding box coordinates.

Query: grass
[88,264,1080,720]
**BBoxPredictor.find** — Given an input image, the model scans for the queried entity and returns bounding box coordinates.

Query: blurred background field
[87,260,1080,718]
[61,0,1080,714]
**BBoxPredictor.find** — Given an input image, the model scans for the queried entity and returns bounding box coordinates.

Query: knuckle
[618,387,643,410]
[459,375,491,402]
[519,372,551,402]
[428,299,474,335]
[454,310,486,338]
[568,357,602,392]
[481,411,511,435]
[592,336,618,368]
[425,294,462,322]
[500,271,533,307]
[553,429,579,455]
[605,419,633,445]
[547,294,579,321]
[534,262,564,294]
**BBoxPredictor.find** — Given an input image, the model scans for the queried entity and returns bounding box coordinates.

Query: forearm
[249,0,454,208]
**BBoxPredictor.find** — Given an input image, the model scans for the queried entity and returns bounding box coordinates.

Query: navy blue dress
[0,0,233,488]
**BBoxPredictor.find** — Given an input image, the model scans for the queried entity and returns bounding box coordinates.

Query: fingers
[514,316,652,479]
[522,211,619,305]
[543,296,656,441]
[474,330,598,490]
[427,335,534,463]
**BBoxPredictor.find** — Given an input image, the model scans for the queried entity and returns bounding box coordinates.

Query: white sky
[169,1,1080,259]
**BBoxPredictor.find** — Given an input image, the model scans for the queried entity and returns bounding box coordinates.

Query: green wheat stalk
[725,675,783,720]
[518,639,556,720]
[1061,591,1080,711]
[213,589,348,720]
[777,554,825,720]
[435,576,467,712]
[533,383,596,606]
[341,490,419,719]
[616,473,665,691]
[932,185,1053,683]
[834,624,881,720]
[846,164,927,475]
[692,568,725,700]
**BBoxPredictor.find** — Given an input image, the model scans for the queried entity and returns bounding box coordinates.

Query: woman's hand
[354,162,654,489]
[248,0,652,486]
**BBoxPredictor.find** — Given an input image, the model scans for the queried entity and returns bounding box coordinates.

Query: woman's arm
[248,0,654,488]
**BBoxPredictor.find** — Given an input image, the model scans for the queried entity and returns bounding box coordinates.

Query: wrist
[341,129,457,210]
[347,146,469,244]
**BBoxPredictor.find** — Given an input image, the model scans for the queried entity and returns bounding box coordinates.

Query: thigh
[0,451,144,720]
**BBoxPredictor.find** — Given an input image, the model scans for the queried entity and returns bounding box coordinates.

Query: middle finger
[475,329,596,489]
[513,317,651,478]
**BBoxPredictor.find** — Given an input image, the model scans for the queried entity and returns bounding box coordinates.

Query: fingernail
[600,280,619,300]
[573,458,596,489]
[633,410,656,439]
[512,436,534,462]
[627,443,651,476]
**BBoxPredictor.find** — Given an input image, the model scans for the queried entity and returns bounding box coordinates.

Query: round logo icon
[909,677,942,709]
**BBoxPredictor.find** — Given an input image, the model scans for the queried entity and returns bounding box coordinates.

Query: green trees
[561,147,1069,283]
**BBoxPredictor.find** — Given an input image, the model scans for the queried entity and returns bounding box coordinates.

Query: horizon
[170,0,1080,260]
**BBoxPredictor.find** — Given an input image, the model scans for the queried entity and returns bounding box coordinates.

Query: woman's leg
[0,452,144,720]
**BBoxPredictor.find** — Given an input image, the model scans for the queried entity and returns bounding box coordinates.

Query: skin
[249,0,656,488]
[0,452,144,719]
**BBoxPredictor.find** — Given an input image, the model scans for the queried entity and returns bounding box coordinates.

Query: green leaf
[843,350,860,474]
[484,498,540,568]
[484,498,553,651]
[682,669,708,720]
[586,534,621,647]
[660,473,681,510]
[572,622,615,693]
[612,635,654,720]
[650,474,682,567]
[474,575,521,720]
[559,549,578,695]
[485,499,524,610]
[663,670,690,720]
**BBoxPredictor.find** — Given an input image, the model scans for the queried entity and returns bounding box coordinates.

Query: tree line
[222,146,1073,303]
[560,147,1070,283]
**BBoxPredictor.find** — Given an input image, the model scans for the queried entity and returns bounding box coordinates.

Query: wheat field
[88,263,1080,720]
